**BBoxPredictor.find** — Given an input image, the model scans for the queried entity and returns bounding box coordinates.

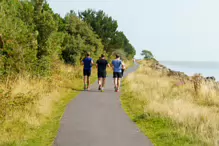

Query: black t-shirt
[96,59,108,72]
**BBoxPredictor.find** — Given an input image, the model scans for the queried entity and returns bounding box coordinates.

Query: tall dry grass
[125,61,219,146]
[0,61,87,145]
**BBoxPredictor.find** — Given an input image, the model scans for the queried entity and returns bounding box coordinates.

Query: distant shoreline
[157,61,218,82]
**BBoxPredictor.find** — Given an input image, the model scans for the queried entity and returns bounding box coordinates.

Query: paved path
[54,63,153,146]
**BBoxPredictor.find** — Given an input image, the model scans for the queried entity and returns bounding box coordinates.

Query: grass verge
[121,88,206,146]
[121,61,216,146]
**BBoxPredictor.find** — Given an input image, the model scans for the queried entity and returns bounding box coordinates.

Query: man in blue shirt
[111,54,125,92]
[81,53,93,90]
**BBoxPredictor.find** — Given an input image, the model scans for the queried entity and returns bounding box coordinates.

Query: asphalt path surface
[54,63,153,146]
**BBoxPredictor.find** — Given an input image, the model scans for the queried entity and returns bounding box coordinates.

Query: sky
[48,0,219,61]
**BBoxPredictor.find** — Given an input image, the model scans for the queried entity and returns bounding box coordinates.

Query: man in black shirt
[96,54,110,92]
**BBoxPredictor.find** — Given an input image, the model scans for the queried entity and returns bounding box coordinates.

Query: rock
[150,62,191,80]
[206,76,216,81]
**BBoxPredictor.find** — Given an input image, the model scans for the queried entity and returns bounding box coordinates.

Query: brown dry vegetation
[122,60,219,146]
[0,61,94,145]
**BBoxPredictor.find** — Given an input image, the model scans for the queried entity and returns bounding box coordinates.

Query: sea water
[160,61,219,81]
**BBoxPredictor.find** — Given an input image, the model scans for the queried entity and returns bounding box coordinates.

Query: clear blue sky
[48,0,219,61]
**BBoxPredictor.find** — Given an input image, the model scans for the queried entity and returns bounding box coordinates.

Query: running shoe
[98,85,101,90]
[114,86,118,92]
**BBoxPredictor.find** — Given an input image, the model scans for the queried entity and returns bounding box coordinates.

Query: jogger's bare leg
[102,78,106,88]
[114,78,117,89]
[84,76,87,89]
[87,76,90,89]
[98,78,102,90]
[117,78,121,90]
[98,78,102,86]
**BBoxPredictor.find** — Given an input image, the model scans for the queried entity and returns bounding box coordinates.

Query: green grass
[24,91,80,146]
[121,82,207,146]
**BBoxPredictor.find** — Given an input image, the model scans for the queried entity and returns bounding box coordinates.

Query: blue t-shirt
[112,59,122,72]
[83,57,93,71]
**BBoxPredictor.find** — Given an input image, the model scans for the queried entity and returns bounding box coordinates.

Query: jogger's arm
[96,60,99,68]
[81,59,84,65]
[111,61,114,70]
[122,61,126,70]
[107,61,111,68]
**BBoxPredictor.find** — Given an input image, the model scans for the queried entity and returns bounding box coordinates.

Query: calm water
[160,61,219,81]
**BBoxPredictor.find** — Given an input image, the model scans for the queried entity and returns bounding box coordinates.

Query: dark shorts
[83,70,91,77]
[113,72,122,78]
[98,71,107,78]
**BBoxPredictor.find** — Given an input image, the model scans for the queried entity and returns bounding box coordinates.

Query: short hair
[86,52,90,57]
[101,54,105,58]
[116,54,120,58]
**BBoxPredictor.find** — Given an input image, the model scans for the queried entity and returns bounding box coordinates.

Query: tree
[79,10,136,59]
[79,9,118,52]
[61,11,104,65]
[0,34,4,49]
[0,0,38,75]
[111,49,127,61]
[0,0,134,77]
[124,42,136,59]
[141,50,154,59]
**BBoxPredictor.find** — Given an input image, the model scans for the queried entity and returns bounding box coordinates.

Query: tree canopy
[141,50,154,60]
[0,0,136,77]
[79,9,136,59]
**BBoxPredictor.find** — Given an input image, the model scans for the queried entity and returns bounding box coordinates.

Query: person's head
[116,54,120,59]
[86,52,90,57]
[101,54,105,59]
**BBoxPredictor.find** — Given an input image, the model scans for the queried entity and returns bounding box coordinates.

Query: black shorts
[83,70,91,77]
[113,72,122,78]
[98,71,106,78]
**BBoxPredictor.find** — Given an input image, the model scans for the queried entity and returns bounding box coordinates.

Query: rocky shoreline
[150,61,217,83]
